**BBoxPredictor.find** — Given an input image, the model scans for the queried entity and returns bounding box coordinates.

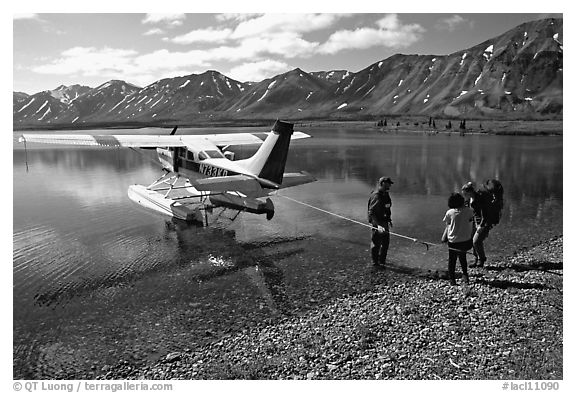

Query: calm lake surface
[13,126,562,378]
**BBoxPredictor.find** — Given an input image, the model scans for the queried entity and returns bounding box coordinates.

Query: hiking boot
[449,278,457,286]
[477,259,485,268]
[462,275,470,284]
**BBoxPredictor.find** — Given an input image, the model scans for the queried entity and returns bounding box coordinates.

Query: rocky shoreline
[97,236,562,380]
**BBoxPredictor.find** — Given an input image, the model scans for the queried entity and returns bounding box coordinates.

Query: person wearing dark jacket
[462,181,492,267]
[368,177,393,265]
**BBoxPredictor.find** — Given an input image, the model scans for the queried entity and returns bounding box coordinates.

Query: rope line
[279,194,476,256]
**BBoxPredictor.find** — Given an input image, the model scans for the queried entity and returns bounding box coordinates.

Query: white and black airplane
[19,120,316,222]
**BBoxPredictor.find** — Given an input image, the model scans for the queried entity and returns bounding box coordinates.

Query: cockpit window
[204,150,225,159]
[198,152,209,160]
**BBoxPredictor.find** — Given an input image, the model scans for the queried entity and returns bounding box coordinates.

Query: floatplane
[19,120,316,223]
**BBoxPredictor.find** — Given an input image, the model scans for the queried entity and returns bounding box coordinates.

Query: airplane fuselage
[155,146,275,217]
[157,147,237,181]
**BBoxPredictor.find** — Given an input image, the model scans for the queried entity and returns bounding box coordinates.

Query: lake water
[12,126,562,378]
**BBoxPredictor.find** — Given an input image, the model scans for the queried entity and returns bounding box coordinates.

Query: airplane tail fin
[236,120,294,186]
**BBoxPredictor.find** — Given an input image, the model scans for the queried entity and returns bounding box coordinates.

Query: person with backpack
[462,180,504,267]
[368,176,393,266]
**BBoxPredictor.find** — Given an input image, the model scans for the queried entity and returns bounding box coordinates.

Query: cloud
[435,15,473,32]
[226,33,319,59]
[134,49,209,71]
[231,13,348,39]
[171,28,233,44]
[31,43,274,86]
[143,28,165,36]
[169,30,318,61]
[216,13,263,23]
[13,14,39,20]
[227,60,292,82]
[142,13,186,27]
[319,14,424,54]
[170,14,346,47]
[32,47,139,76]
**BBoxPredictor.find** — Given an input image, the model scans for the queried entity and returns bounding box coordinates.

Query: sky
[13,10,562,94]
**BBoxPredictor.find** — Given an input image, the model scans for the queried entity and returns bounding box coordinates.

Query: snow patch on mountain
[34,101,48,115]
[18,98,35,112]
[522,32,528,46]
[256,90,269,102]
[341,77,355,93]
[109,96,129,112]
[474,73,482,86]
[38,107,51,121]
[454,91,468,100]
[483,45,494,60]
[150,97,163,108]
[363,86,375,97]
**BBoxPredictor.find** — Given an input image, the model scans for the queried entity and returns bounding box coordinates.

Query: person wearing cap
[461,181,491,267]
[368,177,394,266]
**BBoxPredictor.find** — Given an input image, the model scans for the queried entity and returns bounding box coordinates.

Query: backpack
[482,179,504,225]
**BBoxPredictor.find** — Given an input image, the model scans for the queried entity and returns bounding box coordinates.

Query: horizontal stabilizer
[279,172,317,189]
[193,175,263,195]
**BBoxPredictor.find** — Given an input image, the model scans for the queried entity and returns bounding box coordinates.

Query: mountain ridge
[14,18,562,127]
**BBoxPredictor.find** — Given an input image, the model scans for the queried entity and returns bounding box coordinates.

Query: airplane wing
[19,131,311,148]
[18,134,188,147]
[201,131,311,147]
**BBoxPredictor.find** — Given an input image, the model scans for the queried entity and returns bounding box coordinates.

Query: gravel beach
[98,236,562,380]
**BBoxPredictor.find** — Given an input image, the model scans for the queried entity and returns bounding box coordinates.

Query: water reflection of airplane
[167,219,304,315]
[19,120,315,223]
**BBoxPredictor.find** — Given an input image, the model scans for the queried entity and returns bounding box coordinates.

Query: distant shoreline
[13,118,562,136]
